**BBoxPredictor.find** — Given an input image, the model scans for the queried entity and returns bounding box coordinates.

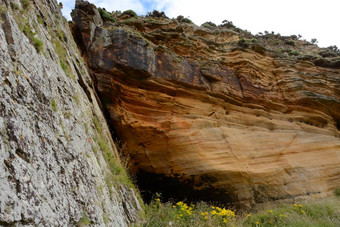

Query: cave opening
[135,171,236,207]
[336,119,340,131]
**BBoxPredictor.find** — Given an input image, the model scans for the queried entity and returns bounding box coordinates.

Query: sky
[57,0,340,48]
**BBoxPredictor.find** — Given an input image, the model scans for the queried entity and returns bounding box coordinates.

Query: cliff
[0,0,141,225]
[72,2,340,207]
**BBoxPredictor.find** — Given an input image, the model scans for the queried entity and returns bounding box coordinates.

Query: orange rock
[72,3,340,206]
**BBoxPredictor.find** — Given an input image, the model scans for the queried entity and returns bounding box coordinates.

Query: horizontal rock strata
[73,2,340,207]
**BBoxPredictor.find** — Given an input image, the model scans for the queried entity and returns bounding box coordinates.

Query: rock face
[0,0,141,225]
[73,2,340,207]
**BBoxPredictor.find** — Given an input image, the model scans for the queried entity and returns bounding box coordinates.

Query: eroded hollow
[135,171,237,206]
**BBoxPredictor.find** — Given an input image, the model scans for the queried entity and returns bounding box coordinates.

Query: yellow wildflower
[204,216,208,220]
[247,214,252,217]
[298,204,303,208]
[256,221,260,224]
[173,205,176,208]
[293,204,298,207]
[223,218,228,223]
[268,210,273,213]
[211,206,215,209]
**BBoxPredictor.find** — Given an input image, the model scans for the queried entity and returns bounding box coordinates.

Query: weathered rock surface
[73,2,340,207]
[0,0,141,225]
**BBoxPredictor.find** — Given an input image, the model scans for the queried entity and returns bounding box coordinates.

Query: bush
[289,50,299,56]
[238,38,249,48]
[146,10,167,18]
[284,39,295,46]
[122,9,137,18]
[220,20,236,29]
[176,15,193,24]
[327,45,339,53]
[98,8,115,22]
[201,21,217,29]
[10,2,20,10]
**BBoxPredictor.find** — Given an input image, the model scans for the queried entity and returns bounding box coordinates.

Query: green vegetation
[21,22,43,53]
[52,39,75,81]
[91,114,134,194]
[146,10,167,18]
[59,118,70,141]
[288,50,300,56]
[20,0,30,9]
[334,187,340,197]
[143,197,340,226]
[144,199,236,226]
[122,9,137,18]
[93,115,102,134]
[51,98,57,111]
[238,38,258,48]
[201,22,216,29]
[177,15,193,24]
[98,8,115,22]
[76,213,91,227]
[10,2,20,10]
[284,39,295,46]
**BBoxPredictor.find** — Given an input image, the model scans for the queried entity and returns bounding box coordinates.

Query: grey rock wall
[0,0,141,226]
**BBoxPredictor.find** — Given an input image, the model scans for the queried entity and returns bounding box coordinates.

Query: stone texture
[0,0,141,226]
[73,2,340,208]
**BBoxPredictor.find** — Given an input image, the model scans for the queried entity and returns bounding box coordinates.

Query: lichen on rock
[0,0,141,225]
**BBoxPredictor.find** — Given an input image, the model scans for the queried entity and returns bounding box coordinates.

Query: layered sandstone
[72,2,340,207]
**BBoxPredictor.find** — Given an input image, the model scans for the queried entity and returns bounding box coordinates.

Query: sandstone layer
[0,0,141,225]
[73,2,340,207]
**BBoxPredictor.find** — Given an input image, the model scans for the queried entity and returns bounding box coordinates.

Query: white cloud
[58,0,340,47]
[89,0,146,14]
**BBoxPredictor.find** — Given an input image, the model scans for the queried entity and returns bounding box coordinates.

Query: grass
[51,98,57,111]
[144,199,235,227]
[51,34,75,81]
[21,22,43,53]
[334,187,340,197]
[76,212,91,227]
[98,8,115,22]
[91,114,135,194]
[141,197,340,226]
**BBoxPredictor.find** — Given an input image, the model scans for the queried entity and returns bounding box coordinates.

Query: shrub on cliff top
[122,9,137,18]
[146,10,168,18]
[98,8,115,22]
[201,21,217,29]
[177,15,193,24]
